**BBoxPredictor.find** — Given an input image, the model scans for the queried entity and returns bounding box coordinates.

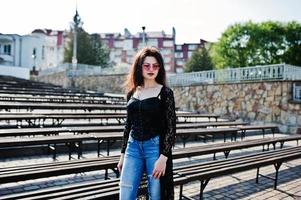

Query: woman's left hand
[152,154,168,179]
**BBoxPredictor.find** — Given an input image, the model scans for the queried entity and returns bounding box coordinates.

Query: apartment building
[99,28,176,73]
[174,39,209,73]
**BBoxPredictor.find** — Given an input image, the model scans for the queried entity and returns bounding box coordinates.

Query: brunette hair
[124,46,166,96]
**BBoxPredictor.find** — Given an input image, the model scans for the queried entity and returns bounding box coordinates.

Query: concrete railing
[167,64,301,87]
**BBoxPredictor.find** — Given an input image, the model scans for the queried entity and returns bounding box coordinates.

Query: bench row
[0,125,279,159]
[1,143,300,200]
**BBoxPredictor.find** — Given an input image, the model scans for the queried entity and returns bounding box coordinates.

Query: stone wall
[36,72,69,88]
[37,74,300,133]
[172,81,301,134]
[37,73,127,94]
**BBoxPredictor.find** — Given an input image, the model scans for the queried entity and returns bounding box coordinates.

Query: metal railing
[167,64,301,87]
[39,63,301,85]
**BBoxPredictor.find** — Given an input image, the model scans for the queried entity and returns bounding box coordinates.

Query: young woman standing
[117,46,176,200]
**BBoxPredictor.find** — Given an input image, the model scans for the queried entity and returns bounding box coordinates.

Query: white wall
[0,65,30,79]
[20,33,65,71]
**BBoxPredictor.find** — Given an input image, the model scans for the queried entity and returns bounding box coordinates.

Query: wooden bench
[177,128,239,147]
[0,113,223,128]
[0,102,126,112]
[0,135,301,199]
[0,156,120,184]
[0,125,284,157]
[1,134,300,184]
[0,132,124,159]
[237,124,279,139]
[0,94,126,105]
[0,174,186,200]
[174,145,301,199]
[1,136,300,199]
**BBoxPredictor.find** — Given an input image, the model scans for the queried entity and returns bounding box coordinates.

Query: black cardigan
[121,86,176,199]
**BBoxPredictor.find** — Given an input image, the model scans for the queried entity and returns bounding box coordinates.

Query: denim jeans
[120,135,161,200]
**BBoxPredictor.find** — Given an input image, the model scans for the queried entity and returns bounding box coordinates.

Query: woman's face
[142,56,160,81]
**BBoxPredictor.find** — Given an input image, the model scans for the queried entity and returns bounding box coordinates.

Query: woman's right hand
[117,154,125,172]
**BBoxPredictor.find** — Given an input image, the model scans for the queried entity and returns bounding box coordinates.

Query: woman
[117,46,176,200]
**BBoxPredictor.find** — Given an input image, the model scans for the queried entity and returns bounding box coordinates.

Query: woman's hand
[152,154,168,179]
[117,153,125,172]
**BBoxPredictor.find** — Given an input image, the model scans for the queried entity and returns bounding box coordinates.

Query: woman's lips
[147,73,154,76]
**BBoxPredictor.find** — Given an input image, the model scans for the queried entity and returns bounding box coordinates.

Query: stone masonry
[37,74,301,133]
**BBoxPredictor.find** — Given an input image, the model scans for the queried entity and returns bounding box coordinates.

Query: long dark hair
[124,46,166,96]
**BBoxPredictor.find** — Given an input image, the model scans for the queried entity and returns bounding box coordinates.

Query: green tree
[64,28,110,67]
[283,21,301,65]
[184,48,214,72]
[211,21,301,69]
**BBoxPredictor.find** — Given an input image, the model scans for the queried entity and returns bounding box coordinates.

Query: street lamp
[142,26,146,46]
[71,9,82,88]
[32,48,37,74]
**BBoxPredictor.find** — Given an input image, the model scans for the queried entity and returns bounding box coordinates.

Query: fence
[39,63,301,86]
[167,64,301,87]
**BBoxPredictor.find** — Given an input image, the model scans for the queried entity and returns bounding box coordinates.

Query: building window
[175,52,183,58]
[188,44,198,50]
[176,45,182,51]
[4,44,11,55]
[293,82,301,102]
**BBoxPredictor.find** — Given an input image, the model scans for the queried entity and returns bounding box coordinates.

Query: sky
[1,0,301,44]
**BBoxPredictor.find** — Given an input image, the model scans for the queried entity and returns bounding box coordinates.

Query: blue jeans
[120,135,161,200]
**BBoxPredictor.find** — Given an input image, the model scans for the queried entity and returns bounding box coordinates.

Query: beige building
[99,28,176,73]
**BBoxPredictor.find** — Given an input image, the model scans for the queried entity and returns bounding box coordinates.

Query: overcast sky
[1,0,301,44]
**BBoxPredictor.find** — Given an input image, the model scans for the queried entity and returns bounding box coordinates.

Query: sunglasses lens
[153,64,160,70]
[143,64,160,70]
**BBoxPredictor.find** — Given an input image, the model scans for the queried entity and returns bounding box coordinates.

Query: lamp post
[71,9,82,88]
[142,26,146,46]
[31,48,37,75]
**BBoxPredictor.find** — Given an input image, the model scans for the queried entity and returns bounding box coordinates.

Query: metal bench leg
[97,139,101,157]
[199,179,210,200]
[179,184,183,200]
[67,142,72,160]
[256,167,260,183]
[274,162,282,189]
[105,169,109,179]
[107,139,110,156]
[77,141,82,159]
[48,143,57,160]
[181,135,189,148]
[224,150,231,159]
[241,130,246,140]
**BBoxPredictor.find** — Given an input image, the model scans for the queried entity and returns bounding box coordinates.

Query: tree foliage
[64,28,110,67]
[184,48,214,72]
[211,21,301,69]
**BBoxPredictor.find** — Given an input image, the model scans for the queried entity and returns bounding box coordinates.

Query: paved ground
[0,132,300,199]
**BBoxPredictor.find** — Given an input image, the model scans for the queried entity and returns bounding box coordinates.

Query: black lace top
[125,93,164,141]
[121,85,176,199]
[121,86,176,157]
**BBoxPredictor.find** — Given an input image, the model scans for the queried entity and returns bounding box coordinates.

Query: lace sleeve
[161,87,176,157]
[121,92,133,154]
[121,110,131,153]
